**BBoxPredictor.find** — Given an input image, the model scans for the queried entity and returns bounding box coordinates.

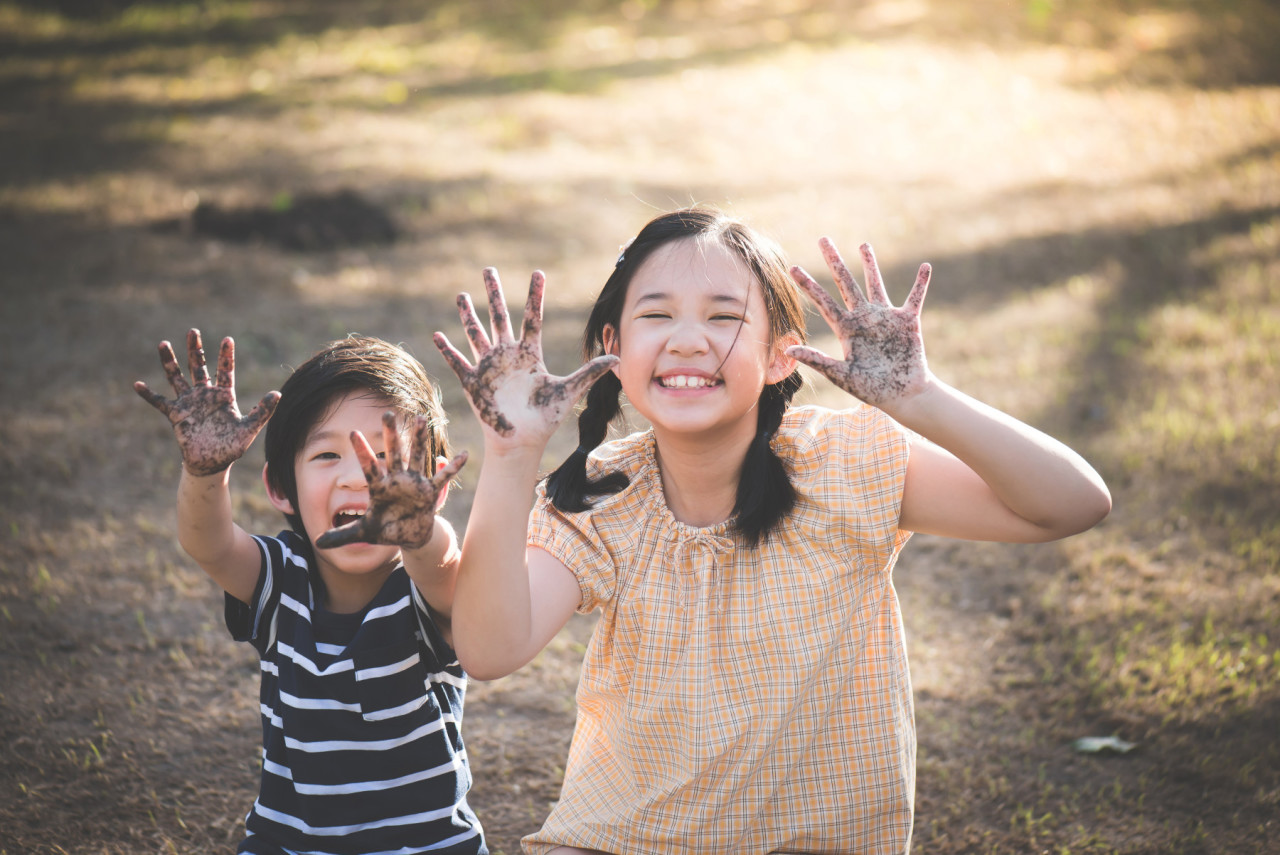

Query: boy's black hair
[263,336,449,543]
[545,206,807,546]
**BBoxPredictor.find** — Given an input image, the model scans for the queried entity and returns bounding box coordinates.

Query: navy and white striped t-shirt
[225,530,487,855]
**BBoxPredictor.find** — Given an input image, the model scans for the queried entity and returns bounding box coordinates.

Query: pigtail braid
[733,370,804,546]
[546,371,630,512]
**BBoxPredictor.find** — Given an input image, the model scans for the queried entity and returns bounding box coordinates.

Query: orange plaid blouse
[524,404,915,855]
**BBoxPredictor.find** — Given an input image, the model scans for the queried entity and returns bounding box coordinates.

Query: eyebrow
[632,290,747,308]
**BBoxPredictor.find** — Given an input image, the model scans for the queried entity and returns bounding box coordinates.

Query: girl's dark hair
[546,206,807,546]
[264,336,449,543]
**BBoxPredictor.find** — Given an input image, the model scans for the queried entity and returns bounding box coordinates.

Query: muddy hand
[315,412,467,551]
[134,329,280,476]
[787,239,932,407]
[433,267,617,439]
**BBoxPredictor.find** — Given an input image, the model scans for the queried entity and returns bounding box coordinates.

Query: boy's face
[273,390,407,601]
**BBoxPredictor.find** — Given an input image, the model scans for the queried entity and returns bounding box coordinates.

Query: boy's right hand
[433,267,616,445]
[134,329,280,476]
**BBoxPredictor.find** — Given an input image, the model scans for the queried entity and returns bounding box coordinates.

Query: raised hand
[787,239,932,408]
[135,329,280,476]
[433,267,617,441]
[315,411,468,551]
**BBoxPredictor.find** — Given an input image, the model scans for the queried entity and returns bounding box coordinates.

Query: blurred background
[1,1,1277,852]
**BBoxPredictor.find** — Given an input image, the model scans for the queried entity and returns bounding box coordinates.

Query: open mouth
[658,374,720,389]
[332,508,366,528]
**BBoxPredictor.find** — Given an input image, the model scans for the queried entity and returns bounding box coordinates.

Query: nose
[335,452,369,491]
[665,318,710,357]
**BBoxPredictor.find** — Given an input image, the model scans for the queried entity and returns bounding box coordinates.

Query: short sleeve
[224,531,307,655]
[781,404,913,573]
[528,487,616,614]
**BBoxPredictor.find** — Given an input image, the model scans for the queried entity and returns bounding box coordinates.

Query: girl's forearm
[451,445,547,679]
[889,380,1111,538]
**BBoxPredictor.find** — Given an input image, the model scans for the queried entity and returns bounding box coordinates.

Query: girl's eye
[637,312,670,320]
[711,314,742,322]
[311,451,340,462]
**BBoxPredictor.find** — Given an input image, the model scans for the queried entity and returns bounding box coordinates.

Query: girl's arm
[135,330,279,603]
[788,241,1110,544]
[433,268,615,680]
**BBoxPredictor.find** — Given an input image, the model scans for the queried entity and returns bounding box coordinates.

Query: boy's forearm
[176,467,238,564]
[402,516,461,623]
[889,380,1111,537]
[175,466,261,602]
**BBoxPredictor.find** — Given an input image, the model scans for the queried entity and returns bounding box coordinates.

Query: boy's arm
[433,268,614,680]
[136,329,279,603]
[789,240,1111,544]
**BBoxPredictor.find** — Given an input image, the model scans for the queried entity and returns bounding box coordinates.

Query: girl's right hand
[434,267,617,446]
[134,329,280,476]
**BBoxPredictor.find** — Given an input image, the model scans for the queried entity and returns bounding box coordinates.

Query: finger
[315,520,370,550]
[407,414,433,474]
[432,451,468,488]
[785,345,846,377]
[349,430,383,482]
[381,411,406,472]
[818,238,865,308]
[433,332,475,382]
[905,263,931,316]
[457,293,491,360]
[561,355,620,403]
[859,243,891,305]
[483,267,515,344]
[158,340,190,396]
[521,270,545,349]
[789,265,847,333]
[187,329,211,386]
[241,390,281,435]
[216,337,235,389]
[133,380,173,416]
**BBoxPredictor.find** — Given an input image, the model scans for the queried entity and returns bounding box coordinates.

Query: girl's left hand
[434,267,617,444]
[787,238,933,408]
[315,411,467,551]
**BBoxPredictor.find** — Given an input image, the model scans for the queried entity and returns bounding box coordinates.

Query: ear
[765,331,801,385]
[601,324,620,375]
[433,457,452,511]
[262,462,296,516]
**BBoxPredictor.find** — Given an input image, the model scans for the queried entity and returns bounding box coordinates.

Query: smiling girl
[435,206,1111,855]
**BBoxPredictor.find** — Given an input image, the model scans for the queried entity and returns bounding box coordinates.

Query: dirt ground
[2,1,1279,853]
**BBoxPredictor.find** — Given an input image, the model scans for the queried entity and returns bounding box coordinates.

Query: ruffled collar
[637,430,736,555]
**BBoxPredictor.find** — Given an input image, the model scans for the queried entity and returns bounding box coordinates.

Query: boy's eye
[637,312,670,320]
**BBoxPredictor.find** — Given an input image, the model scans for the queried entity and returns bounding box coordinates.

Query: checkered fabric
[523,404,915,855]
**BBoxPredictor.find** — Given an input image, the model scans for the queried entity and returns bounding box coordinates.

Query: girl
[433,207,1111,855]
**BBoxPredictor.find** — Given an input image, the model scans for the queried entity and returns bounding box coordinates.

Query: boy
[135,330,486,855]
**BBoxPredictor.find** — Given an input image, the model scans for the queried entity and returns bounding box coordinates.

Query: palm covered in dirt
[134,329,280,476]
[434,267,617,443]
[787,239,933,408]
[316,411,467,551]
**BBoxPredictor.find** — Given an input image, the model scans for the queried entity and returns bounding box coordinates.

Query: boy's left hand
[787,238,933,408]
[315,412,467,551]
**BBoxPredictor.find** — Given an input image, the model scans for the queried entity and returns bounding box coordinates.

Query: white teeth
[662,375,712,388]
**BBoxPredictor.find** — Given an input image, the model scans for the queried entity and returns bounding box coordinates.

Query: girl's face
[603,238,795,444]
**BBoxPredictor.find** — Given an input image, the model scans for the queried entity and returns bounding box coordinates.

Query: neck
[652,421,756,528]
[316,562,393,614]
